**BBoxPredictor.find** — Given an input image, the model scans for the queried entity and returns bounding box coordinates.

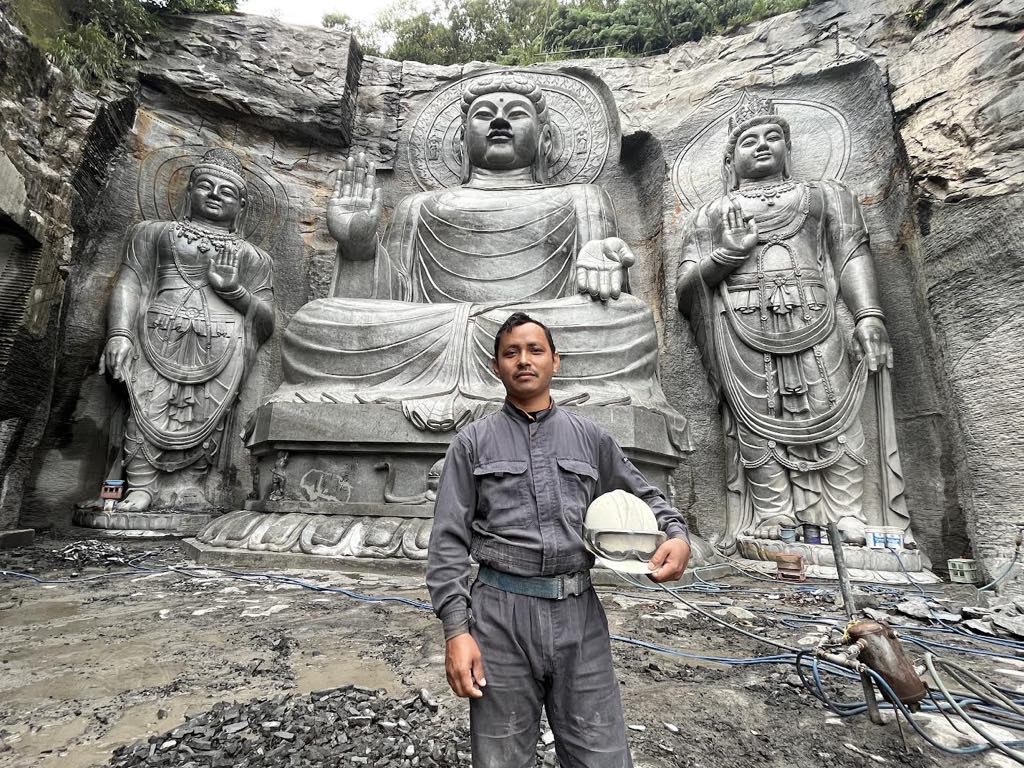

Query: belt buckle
[556,575,566,600]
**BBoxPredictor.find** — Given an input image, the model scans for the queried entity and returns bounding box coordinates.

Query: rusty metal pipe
[847,620,927,707]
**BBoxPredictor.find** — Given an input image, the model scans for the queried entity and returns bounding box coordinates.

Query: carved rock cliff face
[0,12,135,532]
[564,0,1023,572]
[4,1,1021,575]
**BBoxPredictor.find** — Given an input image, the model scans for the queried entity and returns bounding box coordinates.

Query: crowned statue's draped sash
[708,183,870,453]
[122,221,274,470]
[679,180,909,535]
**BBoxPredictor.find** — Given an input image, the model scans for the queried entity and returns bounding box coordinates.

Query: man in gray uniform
[427,312,691,768]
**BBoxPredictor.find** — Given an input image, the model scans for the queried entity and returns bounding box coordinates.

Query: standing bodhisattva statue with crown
[97,148,275,517]
[676,94,911,552]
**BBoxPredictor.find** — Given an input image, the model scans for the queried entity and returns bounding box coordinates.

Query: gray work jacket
[426,400,689,639]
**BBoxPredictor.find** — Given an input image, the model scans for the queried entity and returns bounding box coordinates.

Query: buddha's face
[732,122,788,181]
[464,91,542,171]
[188,171,246,225]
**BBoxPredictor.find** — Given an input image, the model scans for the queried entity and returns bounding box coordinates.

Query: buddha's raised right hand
[327,153,382,261]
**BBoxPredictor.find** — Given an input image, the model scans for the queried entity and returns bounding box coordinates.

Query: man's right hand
[99,337,133,382]
[327,153,382,261]
[445,633,486,698]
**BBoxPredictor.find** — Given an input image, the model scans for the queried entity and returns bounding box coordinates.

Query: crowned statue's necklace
[736,180,797,206]
[174,218,240,256]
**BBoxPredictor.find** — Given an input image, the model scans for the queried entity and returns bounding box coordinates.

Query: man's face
[732,122,788,181]
[188,172,245,225]
[464,91,541,171]
[491,322,560,404]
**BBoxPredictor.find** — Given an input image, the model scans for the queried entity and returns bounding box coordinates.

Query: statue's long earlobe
[233,190,248,233]
[457,127,470,184]
[181,183,193,221]
[534,125,553,184]
[721,157,737,193]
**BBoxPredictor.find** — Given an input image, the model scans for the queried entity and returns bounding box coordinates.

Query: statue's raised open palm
[328,153,382,261]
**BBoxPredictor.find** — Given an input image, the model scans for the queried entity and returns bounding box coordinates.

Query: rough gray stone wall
[0,11,134,531]
[7,1,1023,577]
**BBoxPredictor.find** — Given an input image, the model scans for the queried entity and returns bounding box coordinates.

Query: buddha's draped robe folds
[275,184,689,450]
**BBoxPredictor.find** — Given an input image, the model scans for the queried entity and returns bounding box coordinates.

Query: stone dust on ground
[0,532,1020,768]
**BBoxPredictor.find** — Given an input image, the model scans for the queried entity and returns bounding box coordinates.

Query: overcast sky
[238,0,424,27]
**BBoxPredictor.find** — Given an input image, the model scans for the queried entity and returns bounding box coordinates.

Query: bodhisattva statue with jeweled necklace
[98,148,275,513]
[676,93,910,551]
[275,73,688,448]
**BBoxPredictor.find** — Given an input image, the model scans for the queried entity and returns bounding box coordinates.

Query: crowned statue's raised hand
[575,237,636,301]
[716,196,758,259]
[208,242,242,296]
[327,153,383,261]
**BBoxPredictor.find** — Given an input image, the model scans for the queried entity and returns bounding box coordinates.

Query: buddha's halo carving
[672,97,851,212]
[137,146,290,247]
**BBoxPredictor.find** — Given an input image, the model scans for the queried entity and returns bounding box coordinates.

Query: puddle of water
[294,649,400,694]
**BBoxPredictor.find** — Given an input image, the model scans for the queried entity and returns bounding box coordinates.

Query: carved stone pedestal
[736,536,940,584]
[190,402,682,564]
[73,508,218,536]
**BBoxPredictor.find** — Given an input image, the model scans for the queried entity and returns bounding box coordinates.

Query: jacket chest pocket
[556,457,599,527]
[474,460,529,530]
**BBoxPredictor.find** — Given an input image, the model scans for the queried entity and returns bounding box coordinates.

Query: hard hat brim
[591,553,658,576]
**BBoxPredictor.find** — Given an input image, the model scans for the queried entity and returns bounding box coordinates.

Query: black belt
[476,565,591,600]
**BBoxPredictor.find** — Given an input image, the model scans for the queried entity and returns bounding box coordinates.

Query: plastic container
[779,524,799,544]
[884,526,904,551]
[803,524,822,545]
[100,479,126,500]
[947,558,980,584]
[865,526,887,549]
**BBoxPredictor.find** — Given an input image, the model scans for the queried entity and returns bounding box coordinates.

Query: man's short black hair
[493,312,556,358]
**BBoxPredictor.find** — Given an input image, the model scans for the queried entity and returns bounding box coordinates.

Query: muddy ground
[0,532,1020,768]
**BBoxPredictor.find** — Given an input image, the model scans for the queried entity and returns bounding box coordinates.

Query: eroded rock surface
[3,1,1022,575]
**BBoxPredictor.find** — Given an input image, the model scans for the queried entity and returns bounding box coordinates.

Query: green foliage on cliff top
[324,0,814,65]
[6,0,238,87]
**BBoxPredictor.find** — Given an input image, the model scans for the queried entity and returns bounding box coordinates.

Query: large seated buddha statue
[272,72,689,450]
[194,71,700,563]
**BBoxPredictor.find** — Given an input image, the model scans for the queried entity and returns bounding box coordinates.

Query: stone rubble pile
[107,685,471,768]
[54,540,143,567]
[887,594,1024,639]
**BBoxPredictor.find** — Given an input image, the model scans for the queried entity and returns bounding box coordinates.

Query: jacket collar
[502,397,556,423]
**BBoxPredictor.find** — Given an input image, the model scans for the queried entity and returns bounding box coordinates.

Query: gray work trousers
[468,580,633,768]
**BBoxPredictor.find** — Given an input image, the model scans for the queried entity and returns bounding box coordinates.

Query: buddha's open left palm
[327,153,382,259]
[208,245,241,294]
[575,237,636,301]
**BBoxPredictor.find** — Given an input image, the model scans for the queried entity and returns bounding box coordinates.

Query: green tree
[8,0,240,87]
[322,11,354,28]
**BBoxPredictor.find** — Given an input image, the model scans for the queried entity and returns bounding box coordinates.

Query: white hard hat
[583,490,667,575]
